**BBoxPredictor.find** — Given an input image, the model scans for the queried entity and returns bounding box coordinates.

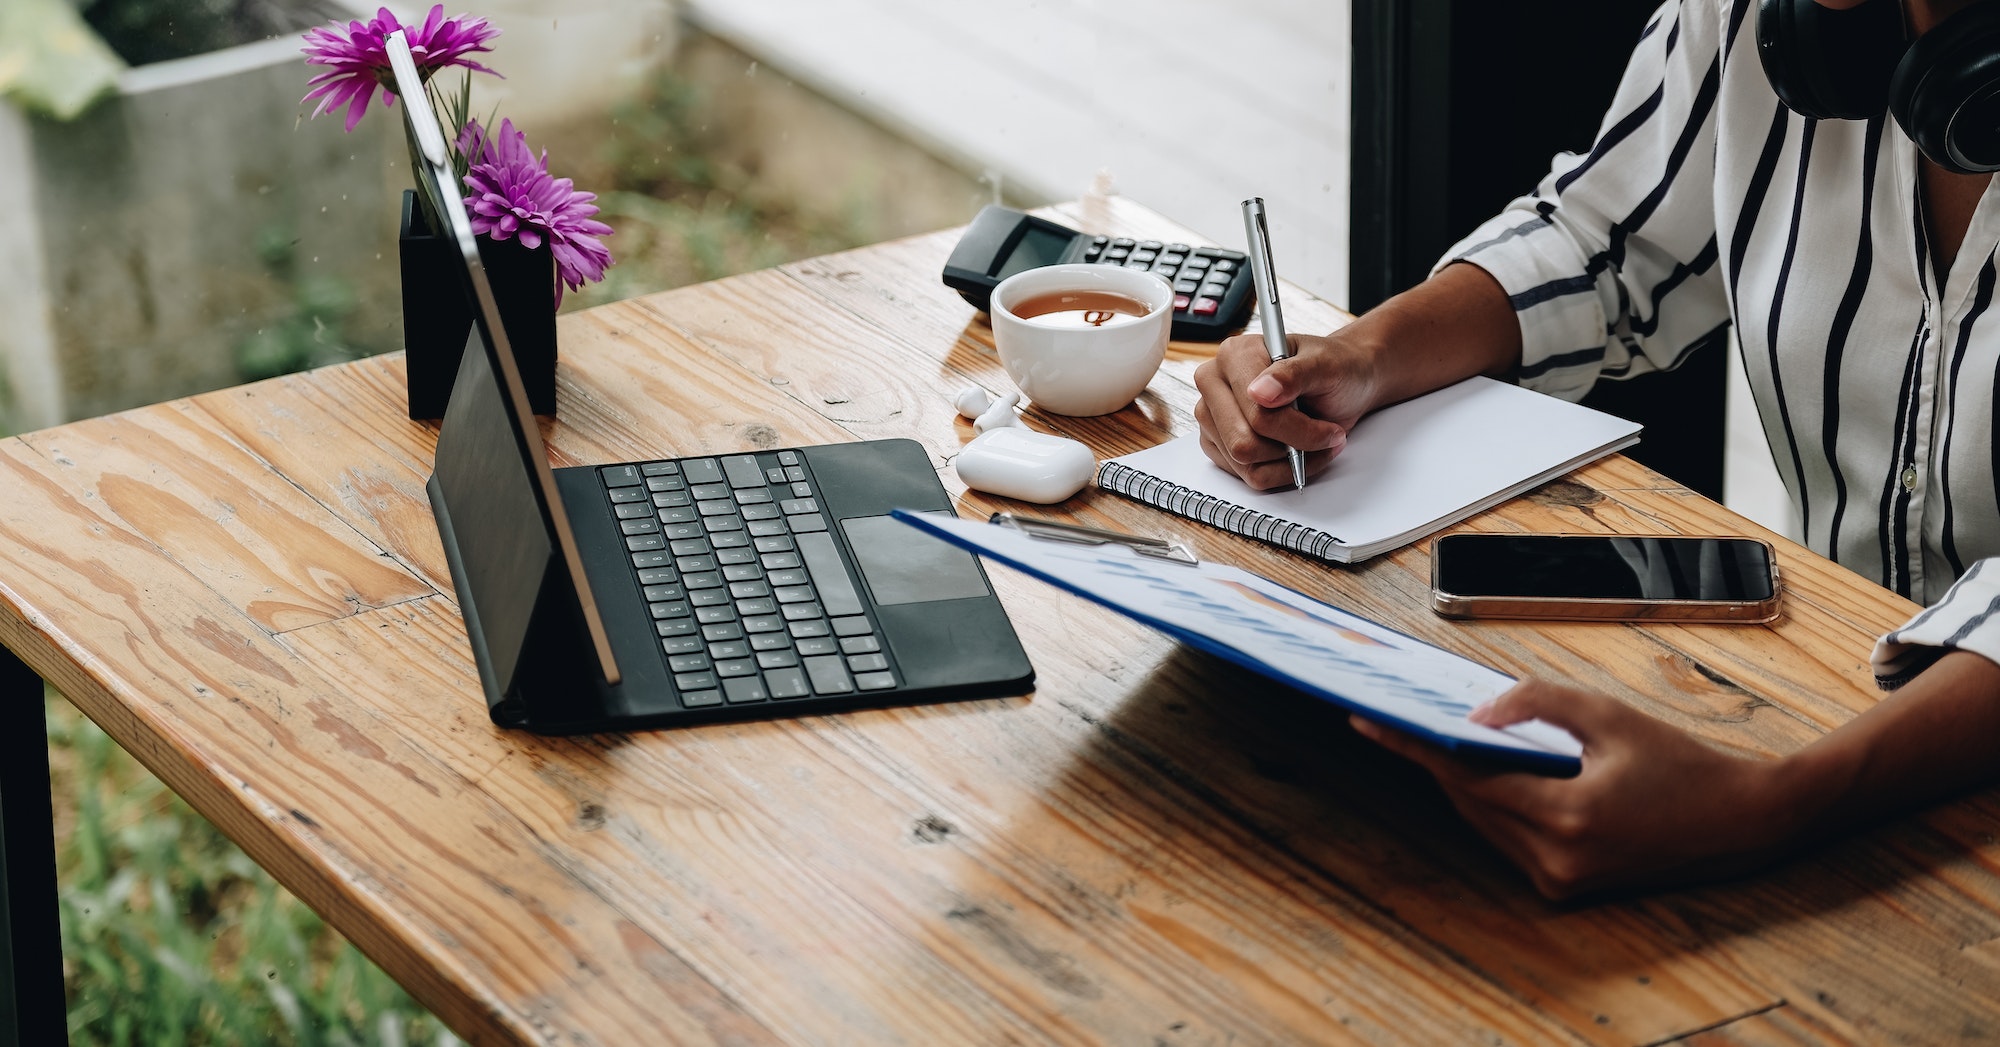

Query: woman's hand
[1192,330,1381,490]
[1350,680,1808,899]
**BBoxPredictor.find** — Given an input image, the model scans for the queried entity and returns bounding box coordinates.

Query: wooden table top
[2,197,1996,1045]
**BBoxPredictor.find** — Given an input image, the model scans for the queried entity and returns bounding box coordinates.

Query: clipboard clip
[990,513,1199,565]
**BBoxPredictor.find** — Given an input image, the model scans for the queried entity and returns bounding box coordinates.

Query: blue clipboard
[894,510,1583,776]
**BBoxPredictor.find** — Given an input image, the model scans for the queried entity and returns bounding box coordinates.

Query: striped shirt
[1439,0,2000,685]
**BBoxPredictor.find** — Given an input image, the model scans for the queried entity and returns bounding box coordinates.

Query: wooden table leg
[0,647,64,1045]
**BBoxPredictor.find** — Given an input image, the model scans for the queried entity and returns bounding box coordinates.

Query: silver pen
[1241,197,1307,490]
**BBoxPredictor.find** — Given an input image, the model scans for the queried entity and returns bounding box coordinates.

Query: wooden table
[2,197,1997,1045]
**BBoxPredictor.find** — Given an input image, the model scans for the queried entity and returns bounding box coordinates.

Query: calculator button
[854,671,898,691]
[803,656,855,695]
[722,677,768,704]
[1181,257,1210,272]
[1131,249,1157,263]
[1124,259,1153,270]
[1211,258,1240,273]
[600,465,641,487]
[720,455,765,488]
[1106,248,1130,261]
[608,487,647,504]
[641,461,681,476]
[847,653,889,673]
[682,459,723,484]
[832,615,873,637]
[1091,235,1110,247]
[1151,261,1179,276]
[1110,238,1135,248]
[1166,242,1189,254]
[764,667,810,699]
[1192,298,1221,316]
[797,637,840,656]
[1174,280,1200,294]
[1084,246,1103,261]
[840,635,881,655]
[681,688,723,708]
[675,670,718,691]
[1138,240,1163,251]
[1160,252,1185,266]
[1173,294,1191,311]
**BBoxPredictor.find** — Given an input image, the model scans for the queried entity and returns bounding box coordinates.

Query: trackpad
[842,514,992,605]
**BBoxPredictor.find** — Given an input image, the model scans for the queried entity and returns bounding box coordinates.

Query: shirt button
[1902,465,1919,492]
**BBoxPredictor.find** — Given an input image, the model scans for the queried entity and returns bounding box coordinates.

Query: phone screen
[1433,535,1775,602]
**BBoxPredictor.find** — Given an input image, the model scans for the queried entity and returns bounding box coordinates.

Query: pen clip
[990,513,1199,565]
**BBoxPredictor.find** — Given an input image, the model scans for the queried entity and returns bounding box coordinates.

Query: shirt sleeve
[1871,557,2000,688]
[1432,0,1733,402]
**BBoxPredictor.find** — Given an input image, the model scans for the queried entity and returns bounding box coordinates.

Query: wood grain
[0,199,1995,1044]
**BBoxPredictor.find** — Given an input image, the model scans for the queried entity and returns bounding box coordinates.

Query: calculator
[941,205,1256,342]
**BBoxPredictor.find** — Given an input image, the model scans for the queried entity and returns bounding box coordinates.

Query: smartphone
[1430,533,1782,622]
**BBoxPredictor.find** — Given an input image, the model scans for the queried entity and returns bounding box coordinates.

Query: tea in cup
[990,263,1171,416]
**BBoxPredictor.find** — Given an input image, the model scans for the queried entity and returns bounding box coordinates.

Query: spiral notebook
[1098,377,1642,563]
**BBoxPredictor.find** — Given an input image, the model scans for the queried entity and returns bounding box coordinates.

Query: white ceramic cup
[990,263,1172,416]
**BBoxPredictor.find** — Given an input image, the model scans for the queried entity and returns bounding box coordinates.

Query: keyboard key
[789,619,831,638]
[709,640,750,659]
[764,667,810,699]
[614,502,652,520]
[735,487,774,505]
[795,533,864,616]
[781,602,823,621]
[681,688,722,708]
[777,450,799,466]
[766,467,787,484]
[853,671,897,691]
[661,636,702,655]
[690,589,730,608]
[675,670,718,691]
[682,459,722,484]
[668,653,710,673]
[655,619,698,637]
[748,519,788,537]
[789,513,827,533]
[742,503,781,521]
[711,531,751,549]
[780,498,818,515]
[670,538,710,556]
[750,632,790,650]
[774,585,816,604]
[839,635,881,655]
[735,598,777,616]
[791,481,813,498]
[620,518,661,536]
[658,506,698,524]
[716,658,759,678]
[608,486,647,504]
[648,601,690,619]
[638,567,678,585]
[691,483,730,501]
[723,676,768,704]
[696,606,735,624]
[847,653,889,673]
[631,551,670,569]
[677,554,718,572]
[723,564,763,582]
[832,615,873,637]
[728,582,769,601]
[642,460,680,476]
[645,475,685,492]
[803,655,854,695]
[761,552,802,569]
[702,623,744,641]
[664,523,704,540]
[697,499,737,517]
[652,491,692,508]
[625,534,665,551]
[601,465,641,487]
[704,515,745,533]
[742,615,785,633]
[756,649,800,669]
[797,637,839,657]
[684,572,723,589]
[767,568,808,587]
[785,466,806,482]
[721,454,765,488]
[716,547,757,564]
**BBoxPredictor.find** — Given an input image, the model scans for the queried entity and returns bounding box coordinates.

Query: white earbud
[973,392,1023,433]
[954,385,995,419]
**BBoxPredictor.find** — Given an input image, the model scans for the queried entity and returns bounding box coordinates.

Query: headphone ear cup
[1758,0,1904,120]
[1892,2,2000,173]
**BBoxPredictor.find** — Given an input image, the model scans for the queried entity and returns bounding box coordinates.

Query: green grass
[49,691,460,1046]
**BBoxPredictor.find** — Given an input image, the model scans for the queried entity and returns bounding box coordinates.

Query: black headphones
[1758,0,2000,171]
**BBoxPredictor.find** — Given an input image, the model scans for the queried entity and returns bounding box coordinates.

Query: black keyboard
[598,451,897,708]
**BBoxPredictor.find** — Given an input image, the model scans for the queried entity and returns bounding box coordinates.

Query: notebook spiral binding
[1095,461,1344,561]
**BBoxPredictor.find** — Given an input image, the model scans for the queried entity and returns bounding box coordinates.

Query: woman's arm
[1351,651,2000,899]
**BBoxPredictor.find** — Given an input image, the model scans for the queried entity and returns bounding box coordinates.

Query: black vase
[399,188,558,418]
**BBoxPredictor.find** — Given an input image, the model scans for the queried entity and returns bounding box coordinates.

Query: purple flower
[301,5,500,132]
[459,119,616,306]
